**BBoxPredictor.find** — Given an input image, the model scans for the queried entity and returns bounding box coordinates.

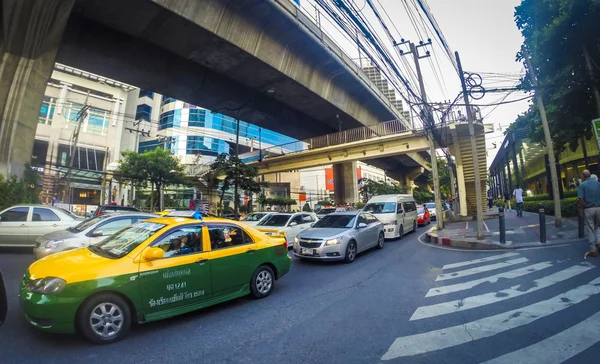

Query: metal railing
[246,119,414,162]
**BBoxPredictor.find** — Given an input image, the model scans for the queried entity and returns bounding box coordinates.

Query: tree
[302,203,312,212]
[0,166,40,210]
[114,151,148,206]
[360,178,407,202]
[209,153,268,216]
[514,0,600,153]
[427,158,452,199]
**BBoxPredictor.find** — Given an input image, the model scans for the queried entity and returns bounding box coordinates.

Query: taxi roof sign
[167,210,203,220]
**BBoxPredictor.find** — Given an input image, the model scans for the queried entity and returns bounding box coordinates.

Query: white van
[362,194,418,239]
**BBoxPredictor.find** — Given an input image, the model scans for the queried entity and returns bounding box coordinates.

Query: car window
[32,208,60,222]
[313,214,356,228]
[357,215,368,226]
[403,202,416,212]
[96,218,133,236]
[365,214,378,224]
[72,216,106,232]
[151,226,203,258]
[257,214,291,227]
[93,221,166,258]
[363,202,396,214]
[291,215,304,225]
[0,207,29,222]
[301,214,314,223]
[207,225,252,250]
[243,213,265,222]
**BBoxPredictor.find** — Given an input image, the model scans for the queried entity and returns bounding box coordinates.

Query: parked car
[417,205,431,226]
[33,212,157,260]
[316,207,337,219]
[92,205,139,216]
[20,214,291,344]
[241,212,276,227]
[256,212,318,245]
[0,205,83,247]
[424,202,437,220]
[362,194,418,239]
[293,211,384,263]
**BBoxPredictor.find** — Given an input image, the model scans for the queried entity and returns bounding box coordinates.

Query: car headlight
[44,240,63,249]
[294,237,299,244]
[325,238,341,246]
[25,277,67,295]
[384,221,397,226]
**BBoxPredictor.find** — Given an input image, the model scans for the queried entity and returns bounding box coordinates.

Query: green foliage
[360,178,407,202]
[316,200,332,206]
[513,0,600,152]
[413,186,434,205]
[355,201,365,209]
[493,199,505,208]
[302,203,313,212]
[258,197,296,206]
[427,158,452,199]
[523,190,577,201]
[0,171,40,210]
[522,197,579,217]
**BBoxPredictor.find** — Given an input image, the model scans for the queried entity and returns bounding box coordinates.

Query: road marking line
[435,257,529,281]
[381,276,600,360]
[481,310,600,364]
[442,252,520,270]
[465,222,469,230]
[483,220,490,232]
[412,264,592,320]
[426,261,554,297]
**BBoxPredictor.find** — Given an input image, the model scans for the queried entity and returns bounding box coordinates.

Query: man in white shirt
[513,184,524,217]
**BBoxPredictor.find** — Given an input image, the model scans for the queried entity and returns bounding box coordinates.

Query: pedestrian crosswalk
[381,252,600,362]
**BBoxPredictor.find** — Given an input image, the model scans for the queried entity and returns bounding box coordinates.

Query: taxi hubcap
[90,303,123,338]
[256,271,272,294]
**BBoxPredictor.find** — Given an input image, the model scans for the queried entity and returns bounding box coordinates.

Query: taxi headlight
[278,231,286,237]
[26,277,67,295]
[325,238,341,246]
[44,240,63,249]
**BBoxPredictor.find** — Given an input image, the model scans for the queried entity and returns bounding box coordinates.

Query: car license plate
[301,248,314,255]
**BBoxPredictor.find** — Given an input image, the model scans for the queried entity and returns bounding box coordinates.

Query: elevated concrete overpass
[1,0,410,176]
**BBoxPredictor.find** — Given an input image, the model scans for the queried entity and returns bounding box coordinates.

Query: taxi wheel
[376,232,385,249]
[77,293,131,344]
[250,265,275,299]
[344,241,357,264]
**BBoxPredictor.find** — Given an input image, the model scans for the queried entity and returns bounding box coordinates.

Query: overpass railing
[241,119,413,163]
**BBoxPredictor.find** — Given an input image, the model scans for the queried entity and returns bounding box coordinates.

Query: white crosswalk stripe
[411,264,592,320]
[382,253,600,362]
[425,261,554,297]
[435,257,528,281]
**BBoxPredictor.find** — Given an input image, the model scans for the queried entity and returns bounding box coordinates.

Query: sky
[301,0,531,167]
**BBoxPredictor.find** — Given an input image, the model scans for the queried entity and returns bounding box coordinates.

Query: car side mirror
[289,221,298,227]
[310,222,315,227]
[398,209,404,214]
[91,230,103,237]
[357,222,367,229]
[143,247,164,262]
[0,269,6,327]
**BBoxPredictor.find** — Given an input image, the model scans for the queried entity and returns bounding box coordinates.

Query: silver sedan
[33,212,157,260]
[293,211,384,263]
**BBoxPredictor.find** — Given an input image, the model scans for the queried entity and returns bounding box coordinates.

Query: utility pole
[64,95,90,206]
[100,146,110,205]
[524,48,562,227]
[401,40,444,230]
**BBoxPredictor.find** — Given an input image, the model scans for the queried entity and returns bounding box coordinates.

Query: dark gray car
[33,212,157,260]
[293,211,384,263]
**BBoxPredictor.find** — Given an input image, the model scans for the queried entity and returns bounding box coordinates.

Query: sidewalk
[424,210,585,250]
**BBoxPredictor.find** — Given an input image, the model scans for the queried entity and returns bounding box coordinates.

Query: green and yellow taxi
[19,211,291,344]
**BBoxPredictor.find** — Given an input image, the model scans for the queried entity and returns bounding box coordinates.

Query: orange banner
[326,168,335,191]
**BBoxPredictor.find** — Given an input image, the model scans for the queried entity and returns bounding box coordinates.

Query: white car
[0,205,83,247]
[256,212,319,245]
[240,212,276,227]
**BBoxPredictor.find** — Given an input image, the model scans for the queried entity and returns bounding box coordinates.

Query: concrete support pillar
[0,0,74,177]
[333,161,358,204]
[453,149,468,217]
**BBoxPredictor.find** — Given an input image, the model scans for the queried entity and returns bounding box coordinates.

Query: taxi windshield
[91,221,166,258]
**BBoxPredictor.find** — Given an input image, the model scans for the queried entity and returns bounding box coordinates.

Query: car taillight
[95,211,101,216]
[283,241,288,249]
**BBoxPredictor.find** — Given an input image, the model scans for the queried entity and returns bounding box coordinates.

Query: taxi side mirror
[143,247,164,262]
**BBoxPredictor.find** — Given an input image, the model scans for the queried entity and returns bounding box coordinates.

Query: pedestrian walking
[513,184,524,217]
[577,169,600,258]
[504,191,512,211]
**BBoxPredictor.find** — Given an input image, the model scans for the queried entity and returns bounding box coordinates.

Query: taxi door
[207,223,258,297]
[138,225,212,315]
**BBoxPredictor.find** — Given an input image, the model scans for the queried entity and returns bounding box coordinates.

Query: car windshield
[257,214,291,227]
[313,214,356,228]
[363,202,396,214]
[425,203,436,209]
[91,221,166,259]
[243,213,265,222]
[70,216,106,232]
[317,208,336,215]
[417,207,425,214]
[58,208,81,219]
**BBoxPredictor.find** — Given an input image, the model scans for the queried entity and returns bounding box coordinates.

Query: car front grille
[299,240,322,248]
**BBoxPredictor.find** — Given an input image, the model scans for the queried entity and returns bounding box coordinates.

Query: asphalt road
[1,228,600,364]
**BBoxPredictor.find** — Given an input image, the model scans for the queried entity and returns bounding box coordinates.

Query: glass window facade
[186,136,229,156]
[161,96,177,106]
[138,89,154,99]
[88,107,109,135]
[188,109,207,127]
[159,110,181,130]
[39,96,55,125]
[135,104,152,121]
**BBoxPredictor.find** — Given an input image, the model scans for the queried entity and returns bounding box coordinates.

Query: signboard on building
[593,119,600,150]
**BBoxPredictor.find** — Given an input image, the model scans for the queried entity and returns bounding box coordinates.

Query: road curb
[424,227,586,250]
